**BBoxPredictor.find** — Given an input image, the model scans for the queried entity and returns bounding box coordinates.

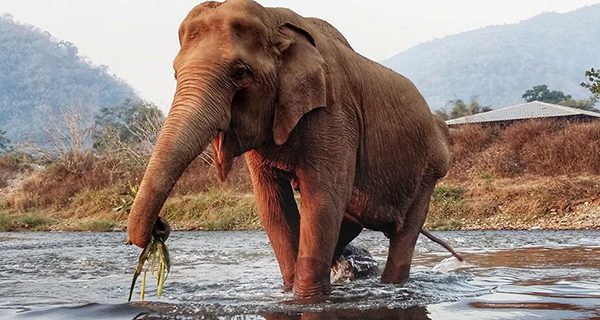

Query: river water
[0,230,599,319]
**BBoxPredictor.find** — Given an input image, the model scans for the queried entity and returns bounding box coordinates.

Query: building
[446,101,600,127]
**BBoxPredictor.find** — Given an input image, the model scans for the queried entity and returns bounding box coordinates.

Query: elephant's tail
[420,229,464,262]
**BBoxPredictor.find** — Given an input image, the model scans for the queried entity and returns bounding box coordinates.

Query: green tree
[0,129,11,153]
[522,85,572,104]
[435,97,492,120]
[581,68,600,96]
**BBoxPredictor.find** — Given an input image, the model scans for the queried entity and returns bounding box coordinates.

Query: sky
[2,0,599,111]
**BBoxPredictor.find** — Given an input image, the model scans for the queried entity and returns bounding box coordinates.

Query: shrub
[428,185,468,228]
[173,157,252,195]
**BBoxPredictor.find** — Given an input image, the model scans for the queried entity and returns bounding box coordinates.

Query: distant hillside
[383,4,600,109]
[0,14,139,144]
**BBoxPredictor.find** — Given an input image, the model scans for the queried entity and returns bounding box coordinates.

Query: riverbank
[1,174,598,232]
[1,119,599,232]
[427,175,600,230]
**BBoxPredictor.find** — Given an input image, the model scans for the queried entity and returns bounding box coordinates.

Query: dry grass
[0,149,256,231]
[428,175,600,230]
[428,119,600,230]
[162,189,260,231]
[10,155,138,211]
[173,158,252,195]
[0,152,32,189]
[448,120,600,179]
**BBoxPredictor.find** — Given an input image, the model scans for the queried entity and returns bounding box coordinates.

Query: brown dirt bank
[427,175,600,230]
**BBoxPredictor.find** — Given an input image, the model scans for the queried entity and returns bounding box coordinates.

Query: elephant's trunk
[127,70,232,248]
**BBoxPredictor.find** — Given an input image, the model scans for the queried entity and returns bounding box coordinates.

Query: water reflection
[135,303,431,320]
[262,307,430,320]
[463,247,600,269]
[12,303,150,320]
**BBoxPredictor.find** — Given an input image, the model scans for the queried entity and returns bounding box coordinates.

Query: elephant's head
[127,0,330,247]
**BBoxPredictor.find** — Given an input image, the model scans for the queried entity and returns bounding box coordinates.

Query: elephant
[127,0,453,299]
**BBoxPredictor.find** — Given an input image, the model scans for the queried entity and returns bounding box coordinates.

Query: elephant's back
[305,17,354,50]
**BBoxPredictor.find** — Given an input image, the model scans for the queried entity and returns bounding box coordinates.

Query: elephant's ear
[273,22,327,146]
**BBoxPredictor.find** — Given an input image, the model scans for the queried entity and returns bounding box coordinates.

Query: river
[0,230,599,319]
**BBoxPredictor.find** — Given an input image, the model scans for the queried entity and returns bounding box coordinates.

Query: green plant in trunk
[127,236,170,301]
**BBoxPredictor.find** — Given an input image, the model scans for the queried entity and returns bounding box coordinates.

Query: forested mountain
[0,14,138,144]
[383,4,600,109]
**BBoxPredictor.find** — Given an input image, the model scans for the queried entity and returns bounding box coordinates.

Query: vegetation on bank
[1,111,599,231]
[426,119,600,230]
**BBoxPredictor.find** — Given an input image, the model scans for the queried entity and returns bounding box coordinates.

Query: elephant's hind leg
[333,218,363,263]
[381,179,436,283]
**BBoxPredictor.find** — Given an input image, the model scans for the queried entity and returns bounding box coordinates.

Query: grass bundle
[127,236,171,301]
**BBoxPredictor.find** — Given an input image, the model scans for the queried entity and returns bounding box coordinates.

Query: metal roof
[446,101,600,125]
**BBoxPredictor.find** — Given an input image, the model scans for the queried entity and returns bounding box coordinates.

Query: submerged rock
[331,244,380,283]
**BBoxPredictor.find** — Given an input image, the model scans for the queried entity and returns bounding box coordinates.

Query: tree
[581,68,600,96]
[435,97,492,120]
[558,97,599,112]
[522,85,572,104]
[522,84,598,112]
[93,100,166,165]
[0,129,11,153]
[20,106,95,174]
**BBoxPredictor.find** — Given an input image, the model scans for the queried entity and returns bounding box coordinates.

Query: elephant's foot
[381,265,410,283]
[292,282,331,301]
[293,257,332,300]
[281,273,295,292]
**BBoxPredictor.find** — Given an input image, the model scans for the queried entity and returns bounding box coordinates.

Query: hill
[382,4,600,109]
[0,14,139,144]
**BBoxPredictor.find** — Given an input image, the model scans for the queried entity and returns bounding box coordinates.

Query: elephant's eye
[230,65,253,87]
[231,66,252,81]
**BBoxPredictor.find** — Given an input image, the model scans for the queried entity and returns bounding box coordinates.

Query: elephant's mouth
[212,131,239,182]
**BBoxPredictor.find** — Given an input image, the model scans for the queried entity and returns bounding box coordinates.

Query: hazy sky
[3,0,599,110]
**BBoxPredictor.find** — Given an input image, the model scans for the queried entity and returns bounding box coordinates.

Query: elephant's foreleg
[246,154,300,290]
[294,185,344,298]
[381,179,436,283]
[293,166,354,299]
